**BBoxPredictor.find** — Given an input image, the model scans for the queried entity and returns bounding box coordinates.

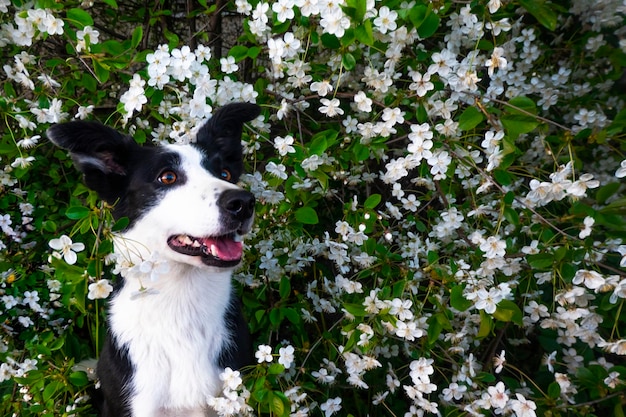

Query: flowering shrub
[1,0,626,416]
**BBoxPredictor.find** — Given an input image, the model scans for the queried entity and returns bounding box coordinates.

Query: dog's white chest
[109,267,233,415]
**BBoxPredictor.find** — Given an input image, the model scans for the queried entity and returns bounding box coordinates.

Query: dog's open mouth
[167,233,244,267]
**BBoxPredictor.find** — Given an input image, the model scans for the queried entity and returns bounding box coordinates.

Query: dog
[47,102,261,416]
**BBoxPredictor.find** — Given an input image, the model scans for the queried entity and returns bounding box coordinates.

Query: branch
[461,90,573,133]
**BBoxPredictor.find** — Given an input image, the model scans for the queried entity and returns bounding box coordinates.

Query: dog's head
[47,102,260,270]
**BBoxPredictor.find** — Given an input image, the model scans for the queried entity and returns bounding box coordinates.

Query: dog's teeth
[191,240,201,248]
[233,233,243,243]
[182,235,194,245]
[201,244,220,259]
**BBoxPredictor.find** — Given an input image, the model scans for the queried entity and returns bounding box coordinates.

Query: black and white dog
[47,102,260,416]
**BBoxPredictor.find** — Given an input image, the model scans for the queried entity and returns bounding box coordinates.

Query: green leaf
[560,263,576,281]
[65,206,90,220]
[43,380,64,403]
[269,308,283,325]
[320,33,341,49]
[43,220,57,232]
[476,372,497,383]
[526,253,554,270]
[408,6,428,30]
[229,45,249,62]
[131,26,143,50]
[477,310,492,338]
[548,381,561,399]
[493,300,523,325]
[599,187,626,211]
[163,29,179,48]
[458,106,484,131]
[450,285,472,312]
[295,206,319,224]
[269,390,290,417]
[416,8,440,38]
[503,207,519,226]
[427,250,439,265]
[279,276,291,298]
[355,20,374,46]
[101,0,118,8]
[99,40,126,56]
[507,96,538,115]
[254,309,265,323]
[66,8,94,28]
[345,0,366,22]
[409,5,440,38]
[112,216,129,231]
[81,72,97,92]
[283,308,302,325]
[69,371,89,387]
[92,59,110,83]
[3,81,16,99]
[352,143,370,161]
[268,363,285,375]
[494,170,514,187]
[0,143,16,154]
[364,194,381,209]
[342,52,356,71]
[343,326,361,352]
[253,386,269,402]
[502,96,540,140]
[596,182,620,205]
[272,20,291,34]
[248,46,262,59]
[426,313,447,346]
[343,303,366,317]
[518,0,558,31]
[309,130,338,155]
[416,104,428,122]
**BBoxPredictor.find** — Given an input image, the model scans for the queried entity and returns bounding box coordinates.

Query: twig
[294,318,342,381]
[461,90,573,132]
[554,390,626,410]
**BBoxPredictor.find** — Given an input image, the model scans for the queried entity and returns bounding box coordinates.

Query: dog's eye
[220,169,232,182]
[158,170,178,185]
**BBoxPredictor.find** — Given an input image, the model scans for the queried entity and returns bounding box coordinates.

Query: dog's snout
[218,189,255,221]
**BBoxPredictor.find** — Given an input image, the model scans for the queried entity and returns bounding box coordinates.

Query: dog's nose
[218,189,255,221]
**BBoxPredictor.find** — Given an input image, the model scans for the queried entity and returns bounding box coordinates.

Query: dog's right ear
[46,121,141,203]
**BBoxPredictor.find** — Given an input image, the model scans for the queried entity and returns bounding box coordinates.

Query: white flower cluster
[0,357,37,383]
[523,162,600,208]
[120,43,259,135]
[2,279,61,329]
[207,367,253,416]
[0,8,64,47]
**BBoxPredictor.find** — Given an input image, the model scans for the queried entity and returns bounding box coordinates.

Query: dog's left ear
[196,102,261,148]
[195,102,260,180]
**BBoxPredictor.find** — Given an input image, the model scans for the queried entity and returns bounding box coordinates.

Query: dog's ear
[196,102,260,148]
[195,103,260,180]
[46,121,141,203]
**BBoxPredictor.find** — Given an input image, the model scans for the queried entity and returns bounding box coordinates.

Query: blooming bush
[1,0,626,416]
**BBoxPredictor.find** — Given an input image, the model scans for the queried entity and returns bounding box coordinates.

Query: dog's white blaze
[111,266,231,416]
[116,144,242,270]
[109,145,241,416]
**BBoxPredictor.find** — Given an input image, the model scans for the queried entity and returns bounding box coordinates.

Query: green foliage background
[0,0,625,416]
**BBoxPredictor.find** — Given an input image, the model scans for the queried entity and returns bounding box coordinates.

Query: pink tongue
[201,237,242,261]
